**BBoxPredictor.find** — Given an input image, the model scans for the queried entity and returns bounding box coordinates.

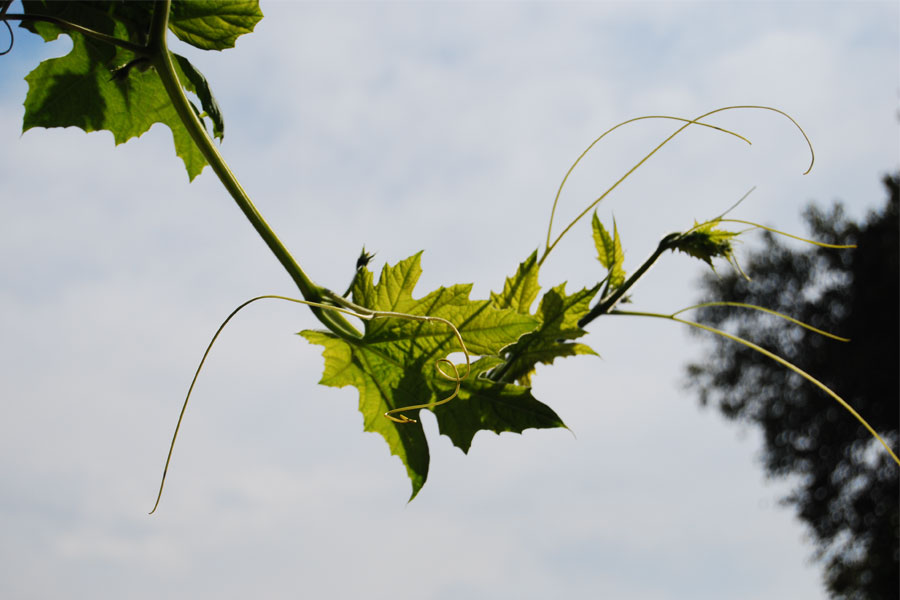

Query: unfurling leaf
[671,221,741,269]
[592,212,626,289]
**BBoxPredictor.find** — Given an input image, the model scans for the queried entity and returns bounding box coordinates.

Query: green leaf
[19,1,233,179]
[20,1,156,45]
[300,328,431,496]
[172,53,224,140]
[432,357,566,452]
[671,221,741,268]
[301,253,550,498]
[169,0,263,51]
[490,251,540,314]
[592,212,626,289]
[493,282,601,386]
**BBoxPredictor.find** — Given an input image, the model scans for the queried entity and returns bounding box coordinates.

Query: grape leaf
[490,250,540,314]
[169,0,263,51]
[300,328,432,497]
[431,357,566,452]
[301,253,557,498]
[19,1,250,179]
[592,212,626,289]
[492,282,600,385]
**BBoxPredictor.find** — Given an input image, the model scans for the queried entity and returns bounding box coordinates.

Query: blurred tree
[687,174,899,600]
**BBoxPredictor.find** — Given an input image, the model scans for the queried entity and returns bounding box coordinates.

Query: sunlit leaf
[592,212,626,289]
[491,279,600,386]
[490,251,540,314]
[169,0,263,51]
[301,253,561,498]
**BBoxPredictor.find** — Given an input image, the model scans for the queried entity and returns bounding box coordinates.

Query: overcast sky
[1,1,898,599]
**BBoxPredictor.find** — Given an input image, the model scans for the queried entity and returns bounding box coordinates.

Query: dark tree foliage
[687,174,899,600]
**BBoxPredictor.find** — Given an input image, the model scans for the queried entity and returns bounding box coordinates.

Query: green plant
[3,1,896,514]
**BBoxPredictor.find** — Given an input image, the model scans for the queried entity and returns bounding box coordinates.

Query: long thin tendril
[0,1,12,56]
[542,115,751,264]
[708,186,757,223]
[717,219,856,249]
[670,301,851,342]
[149,294,470,515]
[541,106,815,266]
[0,20,12,56]
[611,308,900,467]
[377,312,471,423]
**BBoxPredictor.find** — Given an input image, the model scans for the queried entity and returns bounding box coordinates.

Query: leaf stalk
[577,233,680,328]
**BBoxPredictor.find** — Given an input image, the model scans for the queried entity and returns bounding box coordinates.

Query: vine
[3,1,896,512]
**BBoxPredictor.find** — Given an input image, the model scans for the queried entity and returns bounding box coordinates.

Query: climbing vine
[3,1,896,513]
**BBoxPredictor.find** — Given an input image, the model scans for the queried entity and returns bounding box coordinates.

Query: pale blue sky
[0,1,897,598]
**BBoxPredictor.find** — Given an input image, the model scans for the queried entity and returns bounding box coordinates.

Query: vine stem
[575,193,848,330]
[147,1,360,341]
[610,308,900,467]
[577,233,681,328]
